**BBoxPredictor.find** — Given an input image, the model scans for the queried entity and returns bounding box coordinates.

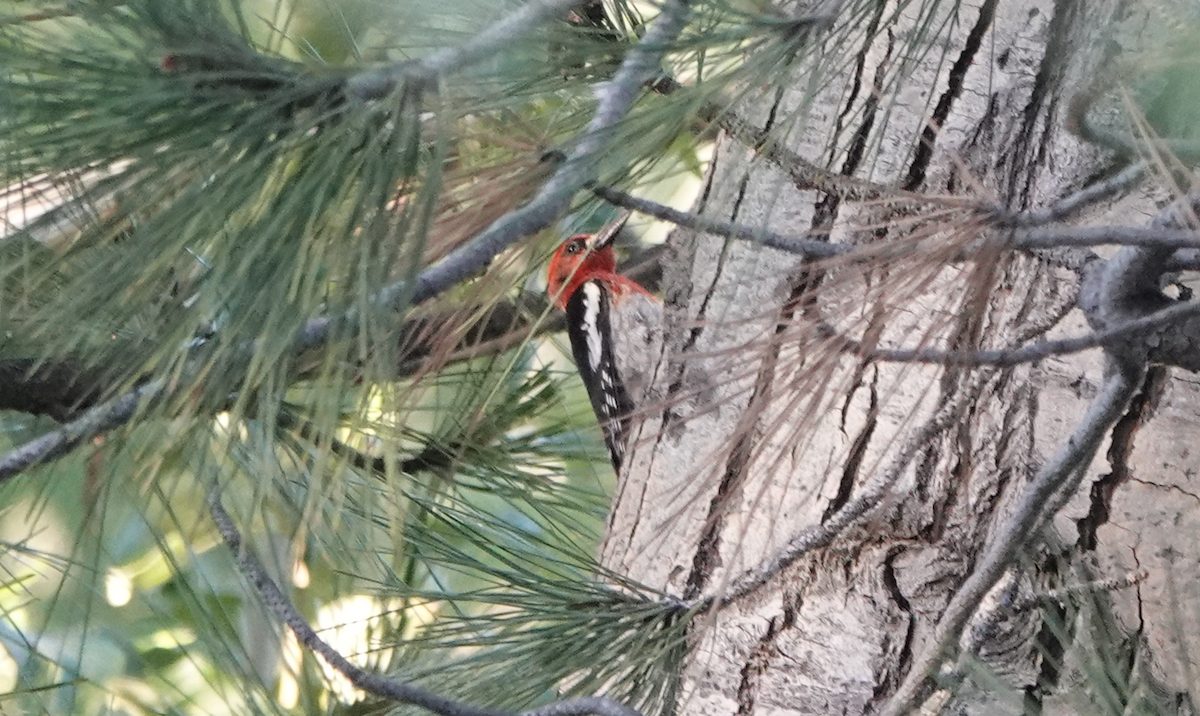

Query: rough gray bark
[602,1,1200,714]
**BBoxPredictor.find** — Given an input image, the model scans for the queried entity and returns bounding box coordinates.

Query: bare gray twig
[707,105,897,202]
[993,163,1146,228]
[0,380,161,483]
[593,185,843,258]
[648,74,899,202]
[1015,569,1148,613]
[595,186,1200,258]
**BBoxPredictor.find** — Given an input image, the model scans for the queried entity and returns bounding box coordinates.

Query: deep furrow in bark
[684,429,753,599]
[813,26,892,231]
[903,0,999,192]
[871,548,915,704]
[826,1,887,168]
[734,602,798,716]
[822,369,879,522]
[1075,366,1167,550]
[1004,0,1080,206]
[682,279,806,597]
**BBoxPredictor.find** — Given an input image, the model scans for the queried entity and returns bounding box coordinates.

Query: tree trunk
[602,0,1200,713]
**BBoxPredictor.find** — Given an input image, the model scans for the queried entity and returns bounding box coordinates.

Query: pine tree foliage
[4,0,1200,714]
[0,0,819,713]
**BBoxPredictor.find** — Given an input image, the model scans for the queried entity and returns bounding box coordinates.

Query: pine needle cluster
[0,0,822,713]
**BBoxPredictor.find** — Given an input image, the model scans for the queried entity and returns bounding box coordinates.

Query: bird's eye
[566,239,586,254]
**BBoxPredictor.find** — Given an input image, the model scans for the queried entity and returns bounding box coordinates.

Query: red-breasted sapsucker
[547,232,662,471]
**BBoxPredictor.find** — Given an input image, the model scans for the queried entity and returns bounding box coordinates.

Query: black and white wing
[564,280,635,471]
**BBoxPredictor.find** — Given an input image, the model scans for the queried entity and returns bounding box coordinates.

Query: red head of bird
[546,234,620,310]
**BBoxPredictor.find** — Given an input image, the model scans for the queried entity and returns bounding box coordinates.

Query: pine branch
[992,162,1146,228]
[593,185,842,258]
[0,380,160,483]
[301,0,694,352]
[155,1,582,109]
[596,186,1200,256]
[878,365,1142,716]
[345,0,585,101]
[0,5,79,27]
[206,489,647,716]
[280,411,459,476]
[0,359,107,421]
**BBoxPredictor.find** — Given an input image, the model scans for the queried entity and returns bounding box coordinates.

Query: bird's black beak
[591,210,631,250]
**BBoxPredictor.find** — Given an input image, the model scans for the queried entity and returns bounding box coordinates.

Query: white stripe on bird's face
[581,282,605,372]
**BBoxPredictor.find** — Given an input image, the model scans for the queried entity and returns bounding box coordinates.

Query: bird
[547,221,662,472]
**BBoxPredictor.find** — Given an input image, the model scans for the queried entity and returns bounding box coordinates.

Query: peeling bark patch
[823,370,879,522]
[872,549,915,702]
[735,603,797,716]
[1075,366,1167,551]
[902,0,998,192]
